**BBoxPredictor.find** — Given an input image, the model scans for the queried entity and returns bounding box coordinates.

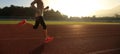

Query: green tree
[0,5,68,21]
[115,14,120,18]
[44,9,68,21]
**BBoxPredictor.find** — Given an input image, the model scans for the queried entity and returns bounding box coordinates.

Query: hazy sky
[0,0,120,16]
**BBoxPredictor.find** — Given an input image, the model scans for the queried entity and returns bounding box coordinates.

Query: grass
[46,21,120,25]
[0,20,20,24]
[0,20,120,25]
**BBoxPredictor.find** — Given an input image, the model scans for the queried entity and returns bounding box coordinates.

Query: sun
[48,0,103,17]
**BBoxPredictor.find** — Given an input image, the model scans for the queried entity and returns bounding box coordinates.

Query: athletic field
[0,20,120,25]
[0,20,120,54]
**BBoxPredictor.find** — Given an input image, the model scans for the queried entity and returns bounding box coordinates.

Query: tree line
[0,5,68,21]
[0,5,120,22]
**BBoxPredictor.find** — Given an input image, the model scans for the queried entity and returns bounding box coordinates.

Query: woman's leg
[33,17,40,29]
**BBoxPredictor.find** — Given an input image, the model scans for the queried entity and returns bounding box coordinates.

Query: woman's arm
[31,1,36,9]
[44,6,49,11]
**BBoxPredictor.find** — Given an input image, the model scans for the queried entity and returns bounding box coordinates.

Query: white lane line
[88,48,120,54]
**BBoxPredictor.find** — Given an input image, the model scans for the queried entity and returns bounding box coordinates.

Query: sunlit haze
[0,0,120,17]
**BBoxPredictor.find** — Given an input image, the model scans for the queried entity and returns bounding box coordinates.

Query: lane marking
[88,48,120,54]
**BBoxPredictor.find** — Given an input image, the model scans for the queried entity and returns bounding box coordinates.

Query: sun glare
[49,0,103,17]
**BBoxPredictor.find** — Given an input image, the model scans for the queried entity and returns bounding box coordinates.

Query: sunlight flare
[49,0,103,16]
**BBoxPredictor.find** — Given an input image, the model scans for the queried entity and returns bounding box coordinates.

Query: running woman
[31,0,53,42]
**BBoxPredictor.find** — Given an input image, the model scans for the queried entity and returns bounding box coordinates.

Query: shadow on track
[29,43,45,54]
